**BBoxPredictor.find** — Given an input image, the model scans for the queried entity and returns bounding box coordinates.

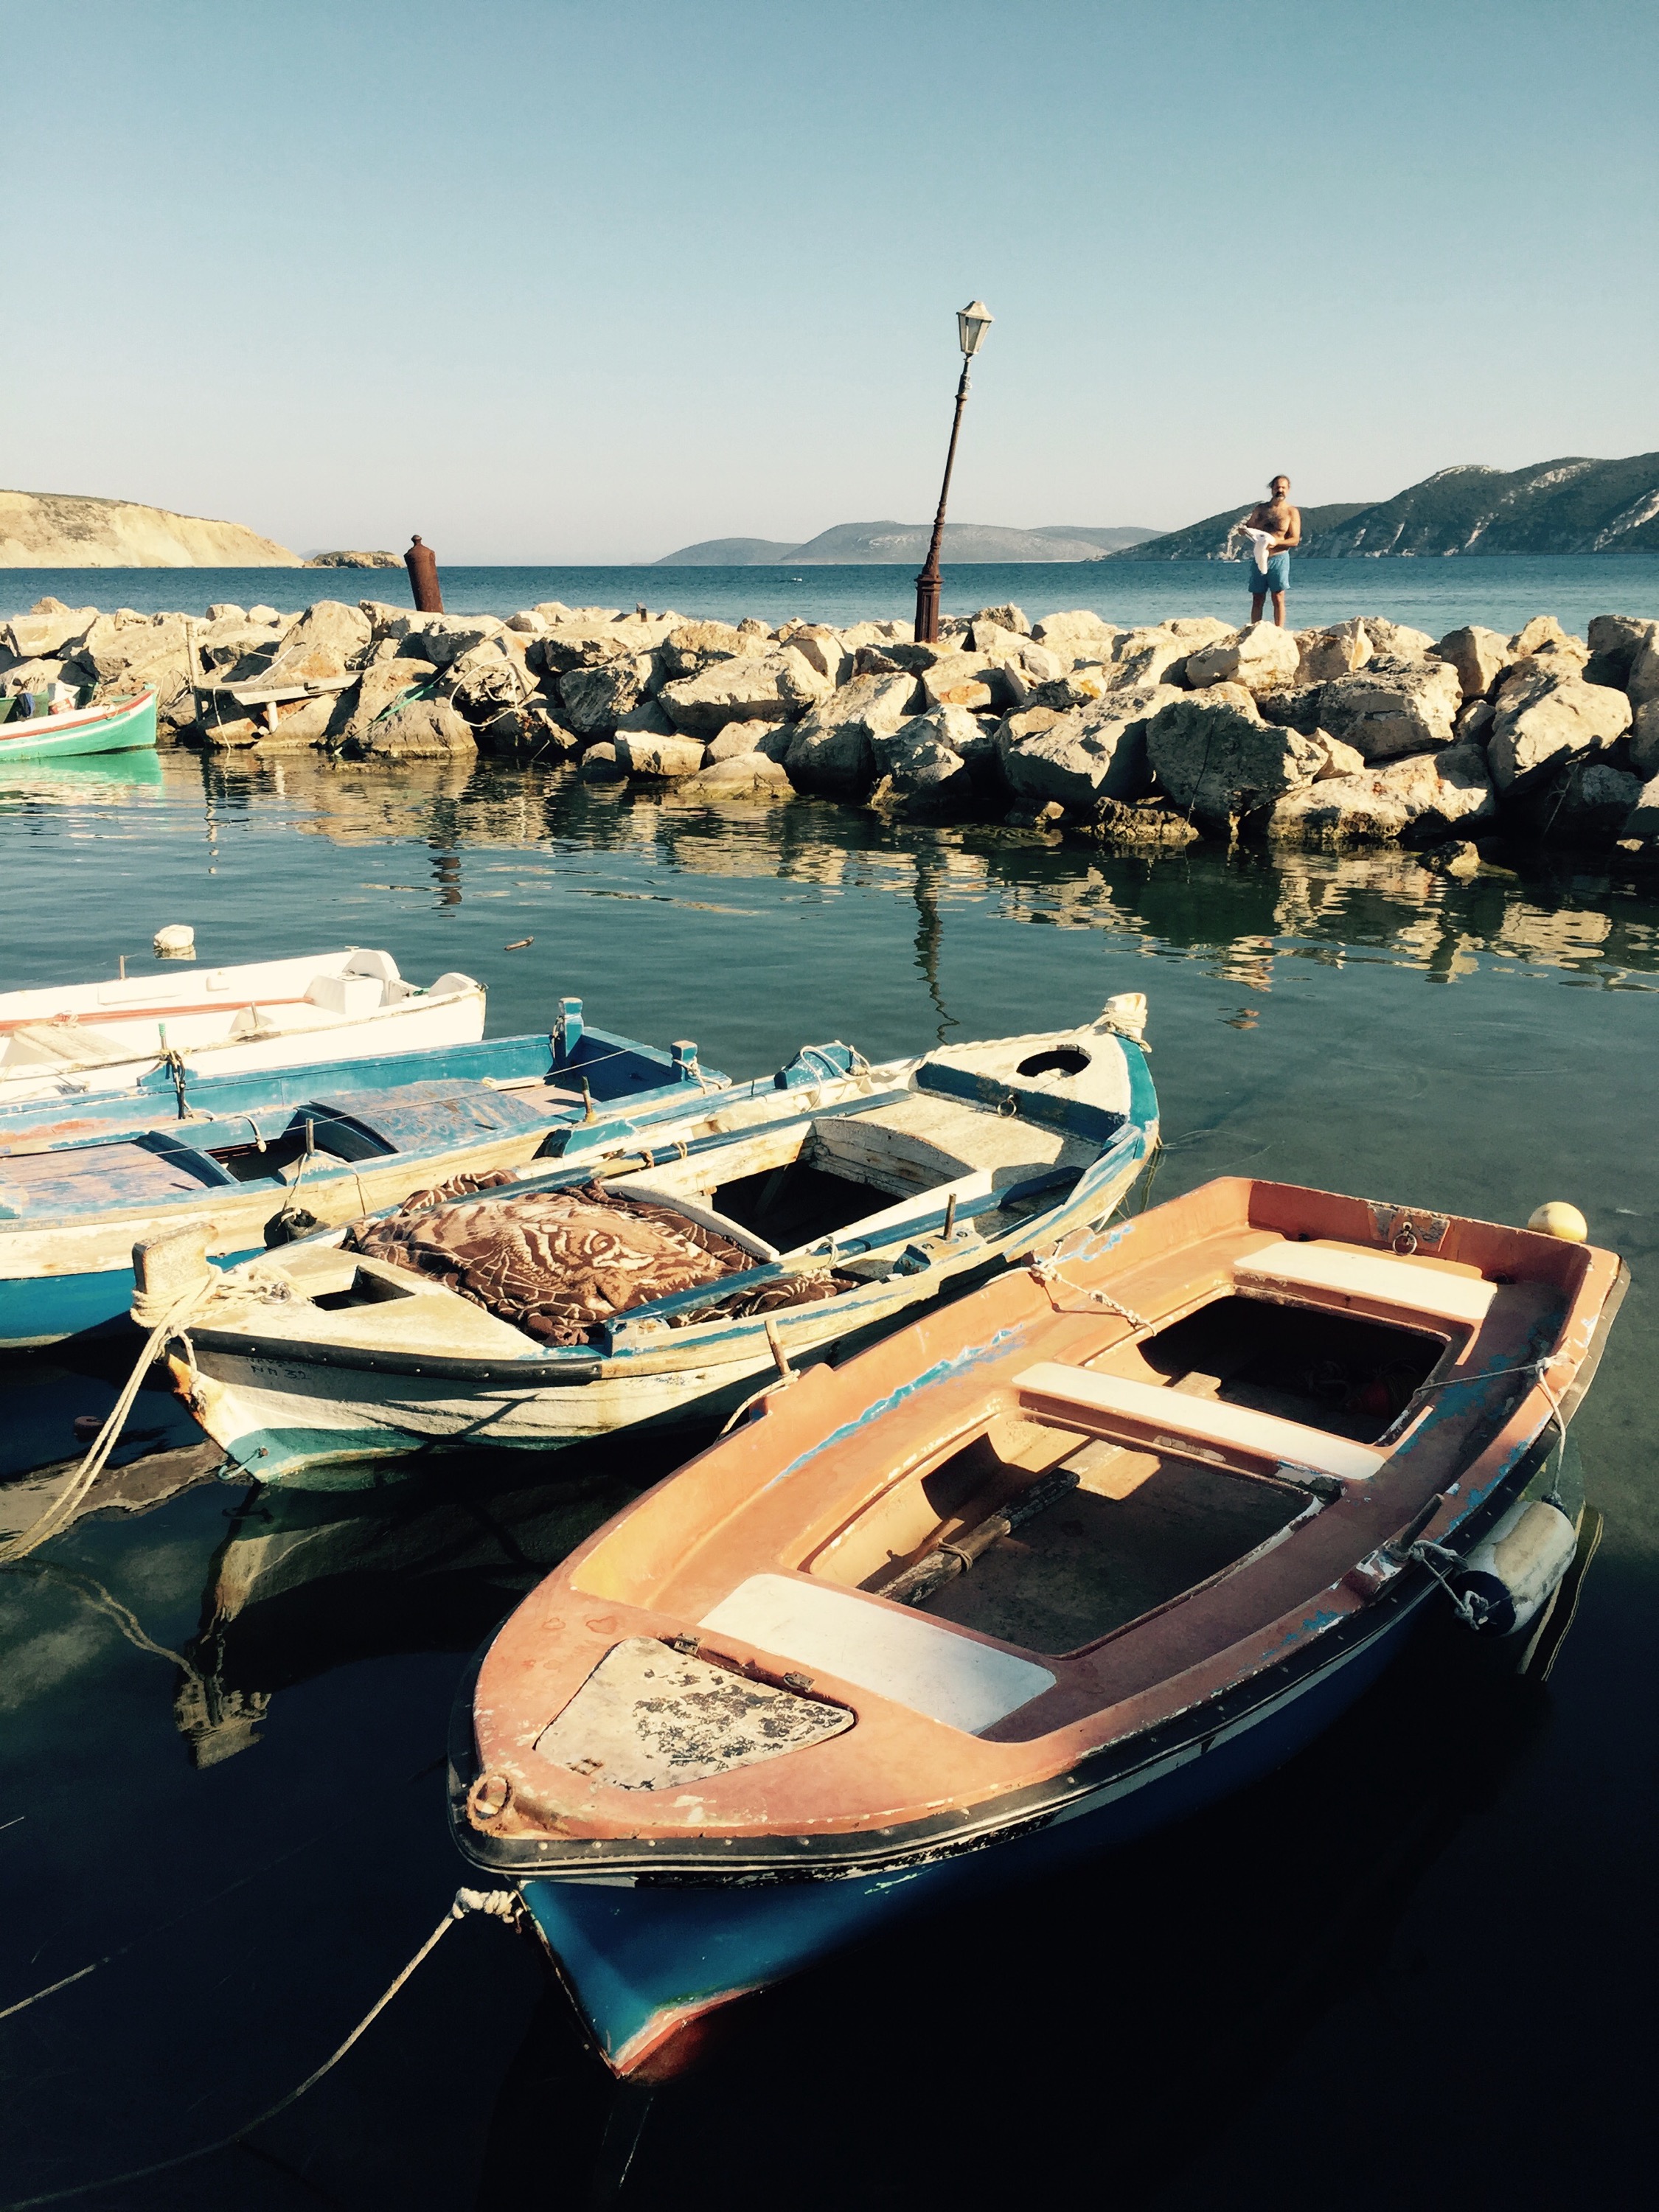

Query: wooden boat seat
[700,1572,1056,1733]
[1013,1363,1388,1482]
[1232,1240,1496,1327]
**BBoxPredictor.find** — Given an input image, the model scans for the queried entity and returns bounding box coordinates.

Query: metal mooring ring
[1394,1222,1419,1255]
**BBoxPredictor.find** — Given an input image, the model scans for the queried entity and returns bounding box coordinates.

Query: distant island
[657,522,1161,566]
[1116,452,1659,560]
[0,490,299,567]
[304,549,401,568]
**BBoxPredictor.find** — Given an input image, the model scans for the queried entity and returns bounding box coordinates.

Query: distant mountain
[656,537,804,566]
[655,521,1161,566]
[1113,452,1659,560]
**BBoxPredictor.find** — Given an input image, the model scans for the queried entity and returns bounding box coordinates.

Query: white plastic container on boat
[0,947,484,1105]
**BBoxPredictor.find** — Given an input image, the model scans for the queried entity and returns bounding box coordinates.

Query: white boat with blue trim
[154,1000,1158,1484]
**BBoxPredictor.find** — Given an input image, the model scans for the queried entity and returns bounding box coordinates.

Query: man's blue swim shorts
[1249,553,1290,594]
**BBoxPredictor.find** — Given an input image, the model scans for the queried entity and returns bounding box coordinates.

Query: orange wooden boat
[451,1177,1624,2079]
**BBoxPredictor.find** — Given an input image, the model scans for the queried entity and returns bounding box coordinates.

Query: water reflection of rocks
[193,750,1659,987]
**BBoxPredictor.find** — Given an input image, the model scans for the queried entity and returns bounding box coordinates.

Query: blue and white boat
[0,1002,723,1348]
[448,1175,1623,2080]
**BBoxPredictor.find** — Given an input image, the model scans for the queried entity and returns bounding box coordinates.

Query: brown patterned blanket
[346,1172,848,1345]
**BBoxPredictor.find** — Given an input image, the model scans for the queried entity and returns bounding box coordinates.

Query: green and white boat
[0,686,158,763]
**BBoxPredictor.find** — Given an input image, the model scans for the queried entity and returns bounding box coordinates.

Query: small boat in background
[0,946,484,1106]
[451,1176,1624,2081]
[0,1001,723,1347]
[0,685,158,763]
[157,1001,1158,1482]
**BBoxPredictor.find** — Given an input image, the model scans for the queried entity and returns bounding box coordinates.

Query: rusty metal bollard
[405,535,444,613]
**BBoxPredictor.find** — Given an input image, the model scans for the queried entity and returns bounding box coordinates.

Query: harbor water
[0,745,1655,2208]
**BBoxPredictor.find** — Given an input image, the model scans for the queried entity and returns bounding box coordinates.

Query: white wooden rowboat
[0,948,484,1107]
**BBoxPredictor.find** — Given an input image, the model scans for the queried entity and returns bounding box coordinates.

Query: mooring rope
[0,1888,523,2210]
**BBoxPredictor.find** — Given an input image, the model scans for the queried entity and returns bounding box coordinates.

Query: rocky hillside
[0,490,298,568]
[1117,452,1659,560]
[657,522,1158,565]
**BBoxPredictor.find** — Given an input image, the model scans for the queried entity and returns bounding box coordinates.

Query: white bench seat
[1014,1363,1387,1483]
[1232,1241,1495,1327]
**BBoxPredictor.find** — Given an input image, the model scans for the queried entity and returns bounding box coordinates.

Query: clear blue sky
[4,0,1655,561]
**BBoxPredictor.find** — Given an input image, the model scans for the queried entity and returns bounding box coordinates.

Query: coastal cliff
[0,490,299,568]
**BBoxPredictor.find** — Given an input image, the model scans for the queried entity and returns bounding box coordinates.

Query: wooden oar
[872,1466,1081,1607]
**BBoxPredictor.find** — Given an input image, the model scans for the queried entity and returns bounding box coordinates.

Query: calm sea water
[1,750,1655,2208]
[4,554,1658,636]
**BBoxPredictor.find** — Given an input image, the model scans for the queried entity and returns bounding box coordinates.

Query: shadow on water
[1,748,1657,2207]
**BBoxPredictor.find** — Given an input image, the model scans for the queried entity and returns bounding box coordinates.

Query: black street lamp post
[913,300,994,644]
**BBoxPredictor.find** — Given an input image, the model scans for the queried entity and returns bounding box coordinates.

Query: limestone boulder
[1315,656,1463,759]
[1257,683,1329,736]
[913,652,1002,712]
[1585,614,1659,692]
[1088,797,1201,847]
[1487,665,1632,792]
[579,743,627,781]
[443,635,535,719]
[785,672,919,796]
[1145,686,1324,831]
[776,646,841,712]
[678,754,795,799]
[504,611,546,633]
[260,601,372,684]
[1165,618,1235,645]
[1307,731,1366,779]
[246,693,338,751]
[1455,698,1496,745]
[1617,772,1659,846]
[657,655,793,734]
[1031,665,1110,710]
[1295,619,1372,685]
[68,611,189,684]
[1357,617,1434,662]
[1267,743,1494,847]
[247,605,286,627]
[705,720,768,762]
[655,620,768,682]
[785,626,853,688]
[1509,615,1579,661]
[967,604,1031,640]
[999,684,1175,810]
[405,616,504,671]
[1183,621,1301,694]
[1433,624,1513,700]
[1031,609,1119,658]
[1110,627,1200,692]
[612,695,678,738]
[1,605,97,661]
[477,704,579,757]
[330,658,439,745]
[536,613,675,678]
[349,699,476,759]
[869,707,976,814]
[855,639,959,676]
[1,658,68,694]
[1627,633,1659,711]
[616,734,706,779]
[1629,699,1659,778]
[559,655,655,737]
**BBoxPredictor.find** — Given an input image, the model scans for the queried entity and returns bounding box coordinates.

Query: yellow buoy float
[1527,1201,1587,1242]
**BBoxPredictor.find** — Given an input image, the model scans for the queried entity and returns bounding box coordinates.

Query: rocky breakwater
[4,594,1658,860]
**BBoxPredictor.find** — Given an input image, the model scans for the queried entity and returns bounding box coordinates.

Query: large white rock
[559,655,655,737]
[1629,698,1659,777]
[331,658,439,745]
[869,709,975,813]
[1618,771,1659,845]
[1315,657,1463,759]
[786,672,919,796]
[999,684,1176,810]
[1433,624,1513,700]
[1295,619,1373,685]
[1183,621,1301,693]
[257,600,372,686]
[1031,609,1118,656]
[658,655,793,734]
[785,626,852,687]
[967,604,1031,640]
[1145,685,1324,830]
[616,734,706,778]
[1585,613,1659,691]
[1627,633,1659,711]
[917,651,1006,712]
[1109,627,1200,692]
[1487,664,1632,791]
[406,615,503,670]
[1267,742,1495,846]
[655,620,769,681]
[350,698,476,759]
[1,605,97,661]
[1357,617,1434,661]
[678,753,796,798]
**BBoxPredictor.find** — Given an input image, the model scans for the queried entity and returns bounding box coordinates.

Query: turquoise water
[0,748,1655,2208]
[4,553,1658,636]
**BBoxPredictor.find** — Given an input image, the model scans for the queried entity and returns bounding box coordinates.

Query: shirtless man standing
[1236,474,1301,627]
